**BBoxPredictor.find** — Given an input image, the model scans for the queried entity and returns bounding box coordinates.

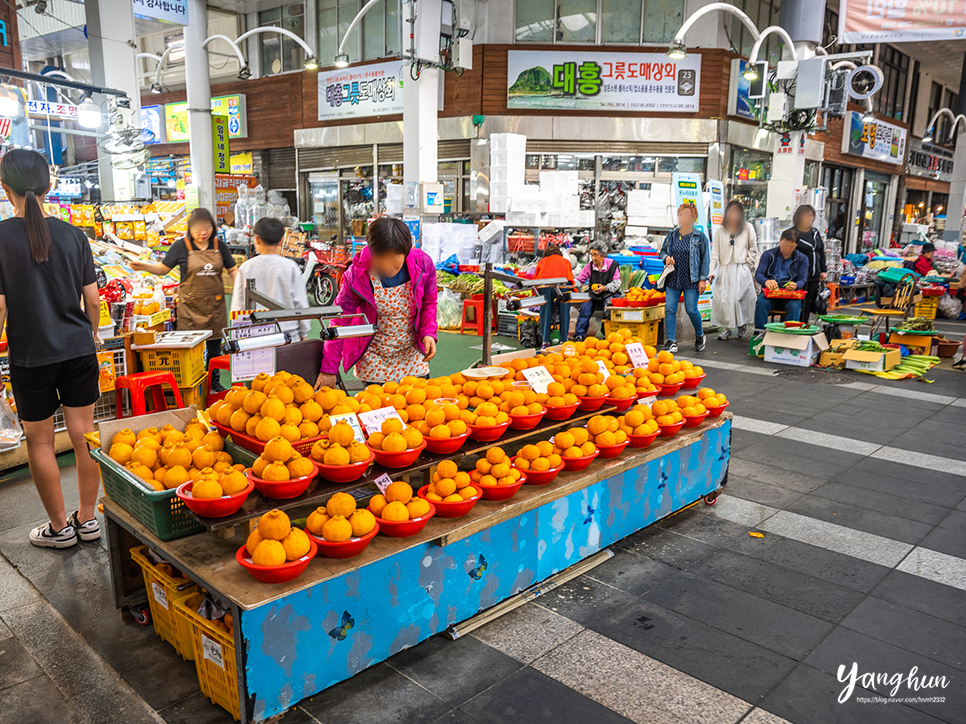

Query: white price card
[625,342,649,369]
[596,360,610,380]
[622,310,643,323]
[228,316,277,383]
[636,395,657,407]
[201,634,225,669]
[521,365,555,394]
[373,473,393,494]
[561,343,577,357]
[357,407,407,436]
[151,582,168,610]
[328,412,367,443]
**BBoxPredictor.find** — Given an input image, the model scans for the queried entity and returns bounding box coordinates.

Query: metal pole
[185,0,216,213]
[482,263,493,365]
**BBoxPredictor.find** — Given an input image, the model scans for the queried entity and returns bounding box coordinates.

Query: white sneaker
[29,522,77,549]
[68,511,101,542]
[717,329,732,340]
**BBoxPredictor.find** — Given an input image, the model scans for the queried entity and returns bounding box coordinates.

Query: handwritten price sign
[357,407,406,436]
[596,360,611,381]
[625,342,649,369]
[521,365,555,394]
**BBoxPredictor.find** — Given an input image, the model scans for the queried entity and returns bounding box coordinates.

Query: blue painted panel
[242,421,730,721]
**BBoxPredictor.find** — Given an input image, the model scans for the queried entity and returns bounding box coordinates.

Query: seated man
[754,229,808,330]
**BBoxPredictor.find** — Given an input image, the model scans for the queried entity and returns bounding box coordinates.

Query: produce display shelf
[194,404,620,532]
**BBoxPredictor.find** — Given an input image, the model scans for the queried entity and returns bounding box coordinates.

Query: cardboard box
[843,346,902,372]
[818,339,856,367]
[762,331,829,367]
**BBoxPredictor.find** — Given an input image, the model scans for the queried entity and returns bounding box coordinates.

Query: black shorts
[9,354,101,422]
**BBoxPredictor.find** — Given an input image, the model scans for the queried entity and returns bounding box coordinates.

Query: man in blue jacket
[754,229,809,330]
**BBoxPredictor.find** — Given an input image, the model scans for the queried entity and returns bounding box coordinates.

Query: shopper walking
[132,208,237,389]
[710,200,758,340]
[573,241,620,339]
[660,203,711,353]
[315,217,437,387]
[786,204,826,322]
[534,244,575,347]
[0,149,102,548]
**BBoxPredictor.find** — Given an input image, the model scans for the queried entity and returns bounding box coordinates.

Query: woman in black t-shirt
[0,149,103,549]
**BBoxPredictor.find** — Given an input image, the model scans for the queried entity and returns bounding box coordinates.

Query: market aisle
[0,338,963,724]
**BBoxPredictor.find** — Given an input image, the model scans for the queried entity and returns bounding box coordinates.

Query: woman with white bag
[710,201,758,340]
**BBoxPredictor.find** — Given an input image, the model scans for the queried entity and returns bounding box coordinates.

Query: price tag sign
[623,310,643,322]
[625,342,649,369]
[99,300,111,326]
[151,582,168,610]
[228,316,277,383]
[636,396,657,407]
[357,407,406,436]
[596,360,610,381]
[328,413,367,443]
[521,365,555,394]
[561,343,577,357]
[201,634,225,669]
[373,473,393,494]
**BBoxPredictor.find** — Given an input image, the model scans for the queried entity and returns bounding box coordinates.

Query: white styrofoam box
[490,133,526,152]
[561,210,580,227]
[626,189,650,215]
[490,164,525,184]
[489,196,508,213]
[506,210,533,225]
[648,184,672,203]
[625,225,649,237]
[478,219,505,244]
[627,215,651,227]
[579,210,595,227]
[539,170,579,196]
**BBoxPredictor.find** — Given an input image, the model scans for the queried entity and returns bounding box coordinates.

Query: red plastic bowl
[627,431,659,448]
[658,382,684,396]
[561,449,600,472]
[705,401,730,418]
[682,412,709,428]
[577,395,609,412]
[508,409,546,430]
[681,373,707,390]
[477,472,526,501]
[369,502,436,538]
[636,389,658,400]
[176,479,254,518]
[611,298,629,307]
[314,451,374,484]
[595,440,630,459]
[367,440,427,469]
[658,420,686,437]
[467,421,510,442]
[604,395,635,412]
[424,432,470,454]
[307,522,379,559]
[510,456,564,486]
[235,538,317,583]
[417,485,481,518]
[245,468,316,500]
[543,401,581,420]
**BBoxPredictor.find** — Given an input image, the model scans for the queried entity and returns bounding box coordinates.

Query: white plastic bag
[0,397,23,449]
[437,288,463,330]
[937,293,963,319]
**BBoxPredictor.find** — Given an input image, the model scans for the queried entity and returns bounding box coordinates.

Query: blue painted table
[105,415,731,722]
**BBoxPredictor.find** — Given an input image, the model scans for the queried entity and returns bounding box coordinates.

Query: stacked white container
[489,133,527,213]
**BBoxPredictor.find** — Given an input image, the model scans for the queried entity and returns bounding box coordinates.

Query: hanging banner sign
[133,0,188,26]
[317,60,404,121]
[728,59,756,121]
[215,174,257,219]
[706,179,724,238]
[163,95,247,143]
[906,138,954,183]
[140,105,163,145]
[507,50,700,113]
[230,151,253,175]
[671,173,709,236]
[212,115,229,174]
[838,0,966,43]
[841,111,907,166]
[26,100,78,119]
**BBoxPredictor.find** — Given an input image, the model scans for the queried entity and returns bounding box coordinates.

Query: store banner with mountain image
[507,50,701,112]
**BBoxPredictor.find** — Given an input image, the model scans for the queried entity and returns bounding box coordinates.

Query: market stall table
[103,413,731,723]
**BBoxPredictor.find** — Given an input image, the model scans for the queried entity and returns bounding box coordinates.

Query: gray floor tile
[727,398,825,425]
[0,481,47,533]
[888,424,966,462]
[387,634,523,707]
[872,570,966,628]
[0,555,39,613]
[540,576,641,628]
[830,468,965,508]
[936,509,966,534]
[722,475,805,509]
[760,664,945,724]
[653,508,751,547]
[728,458,831,493]
[804,627,963,724]
[613,528,717,569]
[917,527,966,560]
[783,494,934,545]
[586,549,678,596]
[0,636,42,692]
[687,549,865,624]
[723,533,891,593]
[589,599,798,702]
[158,692,241,724]
[851,456,966,493]
[460,667,634,724]
[430,711,483,724]
[643,570,833,660]
[840,597,966,672]
[809,480,950,525]
[792,412,908,445]
[299,662,451,724]
[730,429,772,453]
[470,603,583,664]
[0,674,85,724]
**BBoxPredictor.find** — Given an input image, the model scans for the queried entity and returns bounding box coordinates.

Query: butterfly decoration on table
[468,554,487,580]
[717,445,730,464]
[583,504,596,525]
[328,610,354,641]
[657,471,668,491]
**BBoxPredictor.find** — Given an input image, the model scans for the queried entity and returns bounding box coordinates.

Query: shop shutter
[524,141,708,156]
[297,145,377,171]
[263,148,296,189]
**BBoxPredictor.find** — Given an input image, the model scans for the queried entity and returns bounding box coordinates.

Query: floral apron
[354,275,429,383]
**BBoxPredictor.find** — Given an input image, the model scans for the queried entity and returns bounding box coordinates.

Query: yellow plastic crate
[138,343,206,387]
[913,297,938,320]
[130,546,198,659]
[603,320,660,347]
[162,376,206,409]
[175,592,240,721]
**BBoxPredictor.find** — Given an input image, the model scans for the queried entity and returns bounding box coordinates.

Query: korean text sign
[841,111,906,166]
[838,0,966,43]
[133,0,188,25]
[317,61,404,121]
[507,50,700,112]
[212,115,229,174]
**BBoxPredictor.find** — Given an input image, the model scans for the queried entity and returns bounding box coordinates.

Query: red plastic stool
[826,282,840,310]
[204,355,231,407]
[114,371,184,418]
[460,296,498,336]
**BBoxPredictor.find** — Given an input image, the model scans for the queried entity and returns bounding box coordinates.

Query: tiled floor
[0,334,963,724]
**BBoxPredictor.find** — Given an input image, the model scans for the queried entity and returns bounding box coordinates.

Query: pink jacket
[320,246,438,375]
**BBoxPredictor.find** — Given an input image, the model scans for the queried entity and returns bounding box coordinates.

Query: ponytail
[0,149,52,264]
[22,189,51,263]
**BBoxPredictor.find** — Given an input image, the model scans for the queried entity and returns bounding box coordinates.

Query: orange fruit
[381,501,410,522]
[385,481,413,504]
[264,436,295,463]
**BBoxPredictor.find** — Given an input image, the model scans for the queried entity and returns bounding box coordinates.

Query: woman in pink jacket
[315,217,438,388]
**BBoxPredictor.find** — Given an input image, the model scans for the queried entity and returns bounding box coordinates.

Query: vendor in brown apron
[130,208,237,388]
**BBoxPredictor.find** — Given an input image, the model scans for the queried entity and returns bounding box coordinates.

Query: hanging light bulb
[0,85,20,119]
[77,95,102,129]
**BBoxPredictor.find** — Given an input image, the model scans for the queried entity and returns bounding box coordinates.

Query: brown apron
[177,237,228,336]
